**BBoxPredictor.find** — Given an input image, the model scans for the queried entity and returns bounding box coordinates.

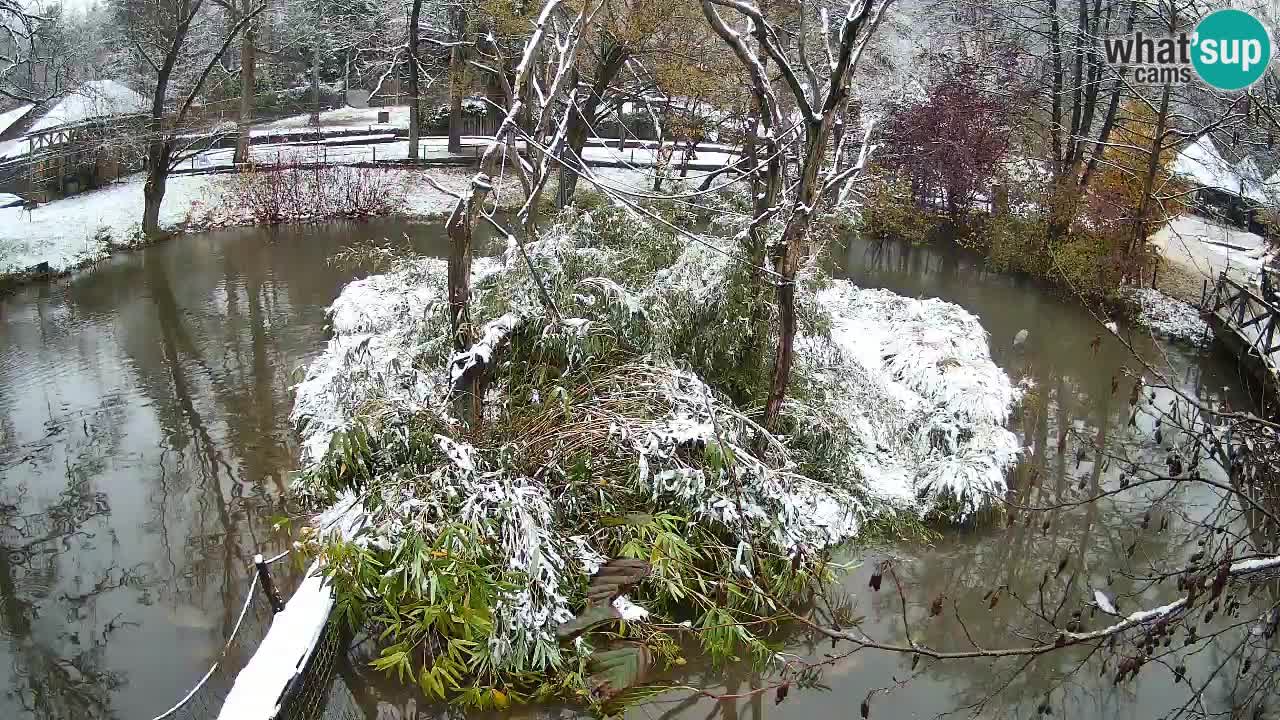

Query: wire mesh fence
[278,615,345,720]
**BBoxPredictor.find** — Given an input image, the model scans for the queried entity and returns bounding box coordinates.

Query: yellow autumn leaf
[491,689,509,709]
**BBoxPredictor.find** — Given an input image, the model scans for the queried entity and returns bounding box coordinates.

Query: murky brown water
[0,219,474,720]
[0,223,1264,720]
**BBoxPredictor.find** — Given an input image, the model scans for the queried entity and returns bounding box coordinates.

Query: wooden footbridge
[1203,272,1280,388]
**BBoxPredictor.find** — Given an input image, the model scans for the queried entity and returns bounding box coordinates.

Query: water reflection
[299,232,1266,720]
[0,220,1262,720]
[0,219,455,720]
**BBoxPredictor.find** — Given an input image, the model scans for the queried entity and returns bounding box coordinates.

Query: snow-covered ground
[257,105,413,132]
[251,100,490,134]
[0,174,213,274]
[0,158,672,280]
[1150,213,1270,286]
[0,120,734,281]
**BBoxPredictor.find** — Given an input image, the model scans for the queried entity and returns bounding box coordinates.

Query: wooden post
[254,554,285,613]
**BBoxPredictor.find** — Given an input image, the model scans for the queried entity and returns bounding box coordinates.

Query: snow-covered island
[286,204,1021,709]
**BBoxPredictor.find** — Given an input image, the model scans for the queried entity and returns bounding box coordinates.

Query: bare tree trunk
[446,214,473,351]
[234,3,255,164]
[142,139,172,236]
[407,0,422,160]
[761,121,830,435]
[447,7,465,154]
[309,32,321,126]
[1129,82,1171,274]
[137,2,263,237]
[343,48,350,104]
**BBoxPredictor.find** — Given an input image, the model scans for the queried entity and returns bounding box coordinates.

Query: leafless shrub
[218,161,406,225]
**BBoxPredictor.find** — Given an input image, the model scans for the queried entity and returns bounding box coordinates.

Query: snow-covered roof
[27,80,147,134]
[1173,135,1266,202]
[0,104,34,136]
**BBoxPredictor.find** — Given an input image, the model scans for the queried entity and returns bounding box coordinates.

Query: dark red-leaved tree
[881,65,1011,218]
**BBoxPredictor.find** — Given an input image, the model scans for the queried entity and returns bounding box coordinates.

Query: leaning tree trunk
[407,0,423,160]
[234,8,255,164]
[1130,82,1172,276]
[447,7,465,154]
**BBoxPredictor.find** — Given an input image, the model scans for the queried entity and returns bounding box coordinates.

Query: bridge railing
[1208,272,1280,372]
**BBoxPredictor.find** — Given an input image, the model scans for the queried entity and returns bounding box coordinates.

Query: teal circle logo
[1192,9,1272,90]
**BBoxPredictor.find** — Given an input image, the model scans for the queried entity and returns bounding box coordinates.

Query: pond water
[0,221,1262,720]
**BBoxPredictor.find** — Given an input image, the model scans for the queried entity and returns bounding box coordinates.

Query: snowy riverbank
[0,167,480,282]
[1122,287,1213,347]
[0,159,682,286]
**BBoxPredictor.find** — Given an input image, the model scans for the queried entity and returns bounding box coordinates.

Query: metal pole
[254,553,285,613]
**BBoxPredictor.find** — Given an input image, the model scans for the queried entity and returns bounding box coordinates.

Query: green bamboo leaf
[600,513,654,527]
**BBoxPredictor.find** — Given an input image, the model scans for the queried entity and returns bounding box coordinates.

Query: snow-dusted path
[1150,214,1270,289]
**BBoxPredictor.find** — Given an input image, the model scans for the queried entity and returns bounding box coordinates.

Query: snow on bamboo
[289,218,1022,672]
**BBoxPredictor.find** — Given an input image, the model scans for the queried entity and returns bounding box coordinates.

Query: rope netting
[140,549,359,720]
[142,541,392,720]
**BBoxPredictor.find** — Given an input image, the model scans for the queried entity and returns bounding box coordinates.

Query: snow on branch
[448,312,522,393]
